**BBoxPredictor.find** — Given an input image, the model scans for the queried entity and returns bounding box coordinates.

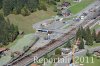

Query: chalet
[57,2,71,10]
[94,50,100,57]
[61,2,71,7]
[0,48,7,54]
[61,48,70,55]
[61,9,71,17]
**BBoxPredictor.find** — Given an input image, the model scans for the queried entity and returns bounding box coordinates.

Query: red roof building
[0,48,6,52]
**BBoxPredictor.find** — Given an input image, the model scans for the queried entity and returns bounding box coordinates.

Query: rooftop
[0,48,6,52]
[31,64,39,66]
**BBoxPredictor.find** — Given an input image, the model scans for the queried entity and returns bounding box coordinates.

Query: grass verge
[68,0,95,14]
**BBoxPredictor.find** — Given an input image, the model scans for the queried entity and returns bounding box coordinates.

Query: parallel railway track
[5,19,98,66]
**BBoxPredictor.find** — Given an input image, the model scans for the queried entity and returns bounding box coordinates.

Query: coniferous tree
[21,6,30,16]
[3,0,14,16]
[64,40,71,48]
[92,29,96,41]
[55,0,60,2]
[1,0,59,16]
[0,0,3,9]
[55,48,61,55]
[80,26,86,39]
[67,40,71,48]
[0,14,19,46]
[26,0,39,12]
[76,26,94,46]
[78,38,84,49]
[85,27,93,46]
[76,27,82,39]
[15,0,25,14]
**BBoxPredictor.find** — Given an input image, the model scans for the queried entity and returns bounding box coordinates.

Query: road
[31,0,100,50]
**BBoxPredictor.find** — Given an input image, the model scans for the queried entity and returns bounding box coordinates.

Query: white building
[74,0,82,2]
[61,48,70,55]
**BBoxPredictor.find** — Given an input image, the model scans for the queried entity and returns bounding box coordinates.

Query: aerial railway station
[0,0,100,66]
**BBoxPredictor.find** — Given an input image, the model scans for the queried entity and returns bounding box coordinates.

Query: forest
[0,0,60,16]
[0,0,61,46]
[0,14,19,47]
[76,26,100,49]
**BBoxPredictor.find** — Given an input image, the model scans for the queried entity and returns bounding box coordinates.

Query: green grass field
[3,34,37,51]
[0,34,37,66]
[92,24,100,29]
[7,7,57,34]
[0,0,57,34]
[6,0,95,34]
[79,56,100,66]
[68,0,95,14]
[89,42,100,48]
[3,35,23,48]
[10,34,37,52]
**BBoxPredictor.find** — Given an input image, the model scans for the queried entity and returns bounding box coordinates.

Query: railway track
[5,18,98,66]
[6,26,76,66]
[3,1,100,65]
[12,31,76,66]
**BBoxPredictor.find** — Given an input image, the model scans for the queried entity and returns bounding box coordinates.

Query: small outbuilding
[61,2,71,7]
[0,48,7,54]
[94,50,100,58]
[74,0,82,2]
[61,48,70,54]
[61,9,71,17]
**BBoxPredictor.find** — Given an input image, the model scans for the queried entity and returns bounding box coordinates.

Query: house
[0,48,7,54]
[31,64,39,66]
[57,2,71,10]
[61,2,71,7]
[93,50,100,57]
[61,9,71,17]
[61,48,70,55]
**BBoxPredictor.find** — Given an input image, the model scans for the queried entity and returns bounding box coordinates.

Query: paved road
[32,0,100,30]
[31,0,100,50]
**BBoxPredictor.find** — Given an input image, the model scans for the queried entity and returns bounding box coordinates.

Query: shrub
[55,48,61,55]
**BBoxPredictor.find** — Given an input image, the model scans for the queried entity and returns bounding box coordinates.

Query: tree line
[0,14,19,47]
[76,26,100,49]
[0,0,60,16]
